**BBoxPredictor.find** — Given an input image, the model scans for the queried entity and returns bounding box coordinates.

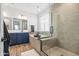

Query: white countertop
[41,37,55,41]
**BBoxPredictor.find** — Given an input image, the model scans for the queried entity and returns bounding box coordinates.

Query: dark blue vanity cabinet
[9,32,29,46]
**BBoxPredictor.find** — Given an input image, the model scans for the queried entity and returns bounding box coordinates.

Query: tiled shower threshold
[42,46,78,56]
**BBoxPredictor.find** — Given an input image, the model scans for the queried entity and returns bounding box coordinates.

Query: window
[39,12,50,32]
[38,12,50,38]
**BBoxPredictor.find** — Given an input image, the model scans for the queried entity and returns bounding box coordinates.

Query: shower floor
[43,46,78,56]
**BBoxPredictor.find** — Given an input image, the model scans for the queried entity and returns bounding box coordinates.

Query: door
[0,3,4,56]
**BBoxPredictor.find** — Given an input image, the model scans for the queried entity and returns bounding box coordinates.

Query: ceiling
[3,3,53,15]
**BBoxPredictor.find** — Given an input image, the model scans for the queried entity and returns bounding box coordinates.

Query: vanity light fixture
[36,5,40,13]
[18,14,27,20]
[3,11,7,17]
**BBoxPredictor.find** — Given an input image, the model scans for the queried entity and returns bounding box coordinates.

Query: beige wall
[52,3,79,54]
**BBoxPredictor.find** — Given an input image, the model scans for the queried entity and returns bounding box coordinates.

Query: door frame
[0,3,4,56]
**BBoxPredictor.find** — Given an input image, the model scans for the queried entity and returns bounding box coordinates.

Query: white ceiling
[3,3,53,15]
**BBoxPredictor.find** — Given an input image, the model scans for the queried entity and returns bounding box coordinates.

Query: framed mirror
[13,18,21,30]
[22,20,27,30]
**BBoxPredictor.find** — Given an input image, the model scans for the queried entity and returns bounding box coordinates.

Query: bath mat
[21,49,40,56]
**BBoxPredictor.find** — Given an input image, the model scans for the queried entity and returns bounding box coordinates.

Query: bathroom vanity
[9,32,29,46]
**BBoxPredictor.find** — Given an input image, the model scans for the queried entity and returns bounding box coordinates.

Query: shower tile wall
[52,3,79,54]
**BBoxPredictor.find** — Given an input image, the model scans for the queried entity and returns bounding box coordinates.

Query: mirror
[22,20,27,30]
[13,19,20,30]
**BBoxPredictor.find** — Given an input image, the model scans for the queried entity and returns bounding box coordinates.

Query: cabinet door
[10,33,16,45]
[16,33,22,44]
[22,33,29,43]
